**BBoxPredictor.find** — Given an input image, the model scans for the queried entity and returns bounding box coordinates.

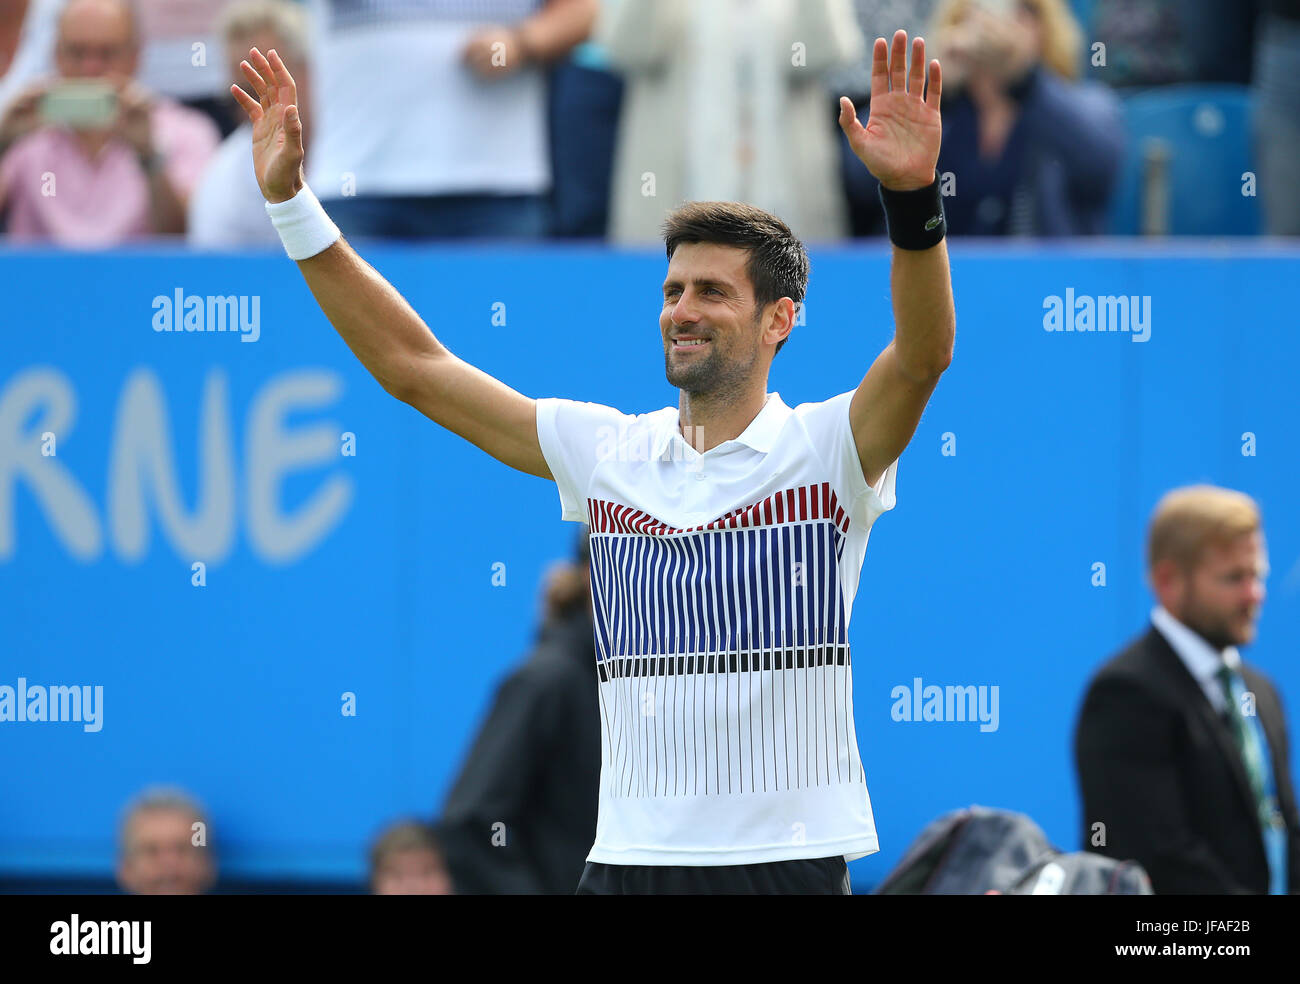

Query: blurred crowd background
[0,0,1295,248]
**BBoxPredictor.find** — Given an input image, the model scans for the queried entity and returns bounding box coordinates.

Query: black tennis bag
[872,805,1153,894]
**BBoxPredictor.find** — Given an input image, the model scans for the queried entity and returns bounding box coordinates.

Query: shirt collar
[1150,605,1241,687]
[652,391,790,460]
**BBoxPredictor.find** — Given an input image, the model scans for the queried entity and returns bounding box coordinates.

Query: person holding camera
[0,0,219,244]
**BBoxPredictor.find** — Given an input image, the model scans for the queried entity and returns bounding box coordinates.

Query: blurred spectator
[188,0,311,248]
[829,0,938,97]
[1084,0,1258,89]
[1075,486,1300,894]
[369,819,454,894]
[116,786,216,895]
[0,0,220,245]
[306,0,597,240]
[135,0,243,137]
[598,0,864,245]
[0,0,60,116]
[546,39,621,238]
[828,0,939,236]
[930,0,1123,235]
[1254,0,1300,235]
[438,525,599,894]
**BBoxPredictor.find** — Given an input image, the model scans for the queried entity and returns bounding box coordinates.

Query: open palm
[840,31,943,192]
[231,47,304,204]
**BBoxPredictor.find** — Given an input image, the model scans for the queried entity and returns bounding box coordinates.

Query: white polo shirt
[535,389,898,866]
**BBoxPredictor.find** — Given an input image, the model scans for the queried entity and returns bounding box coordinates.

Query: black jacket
[439,606,600,894]
[1074,625,1300,893]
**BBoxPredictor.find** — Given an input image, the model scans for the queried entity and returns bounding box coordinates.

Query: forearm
[889,238,955,379]
[142,164,187,235]
[294,238,449,398]
[517,0,597,62]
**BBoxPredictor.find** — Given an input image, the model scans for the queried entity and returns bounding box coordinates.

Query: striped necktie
[1216,665,1287,894]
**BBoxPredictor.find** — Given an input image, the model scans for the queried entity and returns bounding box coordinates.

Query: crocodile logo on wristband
[925,215,943,231]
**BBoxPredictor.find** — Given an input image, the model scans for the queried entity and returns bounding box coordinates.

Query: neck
[677,384,768,454]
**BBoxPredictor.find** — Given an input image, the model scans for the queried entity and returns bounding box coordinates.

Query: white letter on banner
[108,368,236,563]
[246,370,352,564]
[0,368,101,560]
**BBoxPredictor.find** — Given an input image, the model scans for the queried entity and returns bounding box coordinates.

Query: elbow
[909,341,954,380]
[374,357,422,405]
[380,375,414,405]
[378,346,449,406]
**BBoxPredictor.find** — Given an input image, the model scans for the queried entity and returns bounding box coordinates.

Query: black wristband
[878,175,946,250]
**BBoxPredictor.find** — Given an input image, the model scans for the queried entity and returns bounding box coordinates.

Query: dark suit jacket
[1074,624,1300,893]
[439,606,601,894]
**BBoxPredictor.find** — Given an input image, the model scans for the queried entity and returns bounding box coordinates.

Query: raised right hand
[231,47,304,203]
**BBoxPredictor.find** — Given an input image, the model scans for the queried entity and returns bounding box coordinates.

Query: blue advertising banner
[2,242,1297,886]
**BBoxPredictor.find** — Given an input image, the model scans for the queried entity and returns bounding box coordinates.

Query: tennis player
[234,29,954,895]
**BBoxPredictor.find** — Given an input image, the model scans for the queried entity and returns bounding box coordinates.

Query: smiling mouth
[672,338,710,350]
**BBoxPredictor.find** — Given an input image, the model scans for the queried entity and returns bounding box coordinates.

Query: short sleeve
[536,397,634,524]
[797,389,897,530]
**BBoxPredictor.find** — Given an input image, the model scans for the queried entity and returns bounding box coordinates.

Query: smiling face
[660,243,787,397]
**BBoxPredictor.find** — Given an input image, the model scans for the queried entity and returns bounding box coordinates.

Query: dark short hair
[662,201,809,358]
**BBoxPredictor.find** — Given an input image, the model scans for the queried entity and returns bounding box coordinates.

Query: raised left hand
[839,30,942,192]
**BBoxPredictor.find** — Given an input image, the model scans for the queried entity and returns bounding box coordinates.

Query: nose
[1250,578,1266,607]
[670,290,701,328]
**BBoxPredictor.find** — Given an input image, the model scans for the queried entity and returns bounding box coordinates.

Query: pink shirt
[0,94,219,245]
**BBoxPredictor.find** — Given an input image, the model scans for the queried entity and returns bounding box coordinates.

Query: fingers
[266,48,298,103]
[240,58,267,101]
[889,29,907,92]
[879,30,932,100]
[231,82,261,121]
[908,36,926,94]
[838,95,862,134]
[248,46,273,78]
[247,47,279,107]
[869,36,889,100]
[925,58,942,112]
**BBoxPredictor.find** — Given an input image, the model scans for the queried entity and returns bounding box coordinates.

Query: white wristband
[265,183,341,261]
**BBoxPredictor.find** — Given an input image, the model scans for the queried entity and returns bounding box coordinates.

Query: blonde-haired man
[1075,486,1300,894]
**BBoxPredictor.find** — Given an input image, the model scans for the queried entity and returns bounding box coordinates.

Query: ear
[764,297,796,346]
[1151,557,1188,602]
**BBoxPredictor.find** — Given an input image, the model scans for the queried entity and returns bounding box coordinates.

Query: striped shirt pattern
[588,481,863,802]
[536,390,896,864]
